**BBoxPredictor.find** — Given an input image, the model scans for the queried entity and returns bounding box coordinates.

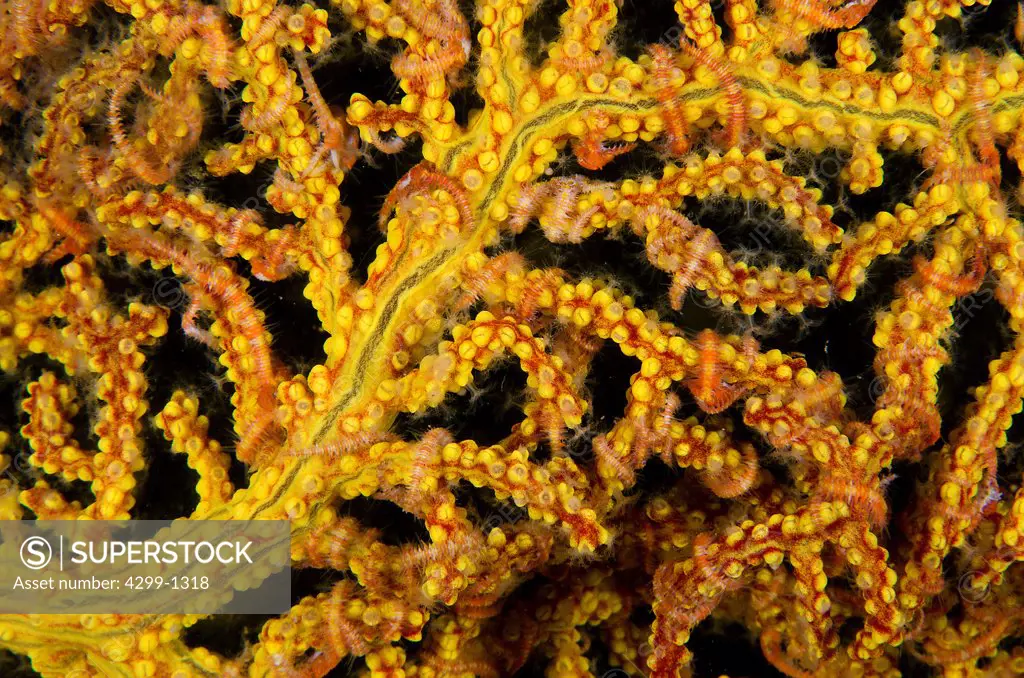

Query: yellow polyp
[5,0,1024,674]
[348,97,373,122]
[609,76,632,97]
[539,67,559,89]
[586,72,608,93]
[555,74,577,97]
[478,151,500,173]
[462,168,484,191]
[931,90,955,117]
[493,110,514,134]
[180,38,202,60]
[520,87,541,113]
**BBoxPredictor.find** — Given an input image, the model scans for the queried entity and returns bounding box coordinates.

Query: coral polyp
[2,0,1024,676]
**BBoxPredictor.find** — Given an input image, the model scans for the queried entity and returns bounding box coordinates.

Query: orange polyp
[573,134,636,171]
[380,163,475,231]
[248,6,290,49]
[1017,3,1024,48]
[454,252,526,313]
[294,51,361,178]
[108,73,176,185]
[668,229,717,310]
[912,248,987,298]
[4,1,1024,677]
[680,39,747,150]
[241,88,291,132]
[772,0,878,31]
[967,49,1002,191]
[649,44,691,156]
[686,330,749,414]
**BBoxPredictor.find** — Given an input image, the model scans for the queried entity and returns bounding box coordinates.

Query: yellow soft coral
[0,0,1024,677]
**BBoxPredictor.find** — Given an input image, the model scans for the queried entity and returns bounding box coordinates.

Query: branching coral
[2,0,1024,676]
